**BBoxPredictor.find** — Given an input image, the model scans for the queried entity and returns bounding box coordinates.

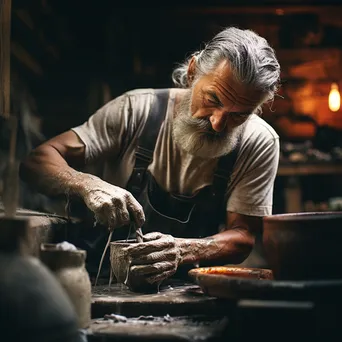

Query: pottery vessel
[263,211,342,280]
[110,239,159,293]
[0,216,78,341]
[40,243,92,328]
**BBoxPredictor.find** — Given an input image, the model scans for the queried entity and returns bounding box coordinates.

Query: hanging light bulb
[328,82,341,112]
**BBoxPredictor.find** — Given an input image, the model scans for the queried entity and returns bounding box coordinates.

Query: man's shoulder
[124,88,156,97]
[243,114,279,144]
[98,88,158,117]
[124,88,173,101]
[117,88,171,110]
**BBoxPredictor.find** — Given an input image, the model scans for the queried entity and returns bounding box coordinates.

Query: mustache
[182,116,227,139]
[172,88,244,159]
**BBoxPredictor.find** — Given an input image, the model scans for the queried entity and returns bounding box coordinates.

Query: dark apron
[124,89,239,277]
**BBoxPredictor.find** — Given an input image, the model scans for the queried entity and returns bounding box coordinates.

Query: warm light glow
[329,82,341,112]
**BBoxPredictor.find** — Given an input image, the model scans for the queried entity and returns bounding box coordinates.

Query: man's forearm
[176,229,255,265]
[19,146,101,199]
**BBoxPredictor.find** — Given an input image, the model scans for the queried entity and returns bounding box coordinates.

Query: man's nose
[209,110,227,132]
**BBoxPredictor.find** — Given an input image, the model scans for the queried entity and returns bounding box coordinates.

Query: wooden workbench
[0,205,70,255]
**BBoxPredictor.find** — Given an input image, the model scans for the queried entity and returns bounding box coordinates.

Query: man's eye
[231,113,250,122]
[206,97,217,105]
[233,112,250,118]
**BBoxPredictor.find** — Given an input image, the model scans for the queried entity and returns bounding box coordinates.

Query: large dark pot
[263,211,342,281]
[0,216,79,342]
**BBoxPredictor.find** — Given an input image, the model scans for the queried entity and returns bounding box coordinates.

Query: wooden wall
[9,2,342,142]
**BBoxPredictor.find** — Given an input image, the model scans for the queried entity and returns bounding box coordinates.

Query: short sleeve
[71,94,131,163]
[227,137,280,216]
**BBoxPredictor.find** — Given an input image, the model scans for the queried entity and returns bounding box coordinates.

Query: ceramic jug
[0,215,79,342]
[40,242,92,329]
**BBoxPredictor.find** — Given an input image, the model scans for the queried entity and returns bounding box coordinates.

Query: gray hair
[172,27,281,105]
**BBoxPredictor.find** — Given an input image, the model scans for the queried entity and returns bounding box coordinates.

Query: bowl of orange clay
[188,266,273,299]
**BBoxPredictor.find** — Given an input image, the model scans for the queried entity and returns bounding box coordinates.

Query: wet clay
[108,233,233,293]
[42,168,145,231]
[105,232,226,293]
[79,174,145,231]
[128,233,182,284]
[109,233,183,293]
[110,240,134,286]
[110,240,159,293]
[95,224,143,287]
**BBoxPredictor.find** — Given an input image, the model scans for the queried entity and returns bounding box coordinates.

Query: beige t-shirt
[72,88,280,217]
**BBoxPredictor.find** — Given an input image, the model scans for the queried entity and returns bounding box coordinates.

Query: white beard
[172,89,245,159]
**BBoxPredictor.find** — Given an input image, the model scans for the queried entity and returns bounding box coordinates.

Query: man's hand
[127,232,182,284]
[82,180,145,231]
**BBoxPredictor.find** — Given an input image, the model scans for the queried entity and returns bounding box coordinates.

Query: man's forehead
[204,60,266,105]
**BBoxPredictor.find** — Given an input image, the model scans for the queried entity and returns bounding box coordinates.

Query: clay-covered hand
[127,232,182,284]
[81,178,145,231]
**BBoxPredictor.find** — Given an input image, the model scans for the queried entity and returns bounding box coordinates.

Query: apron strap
[128,89,170,198]
[208,132,243,224]
[128,86,240,212]
[211,148,239,198]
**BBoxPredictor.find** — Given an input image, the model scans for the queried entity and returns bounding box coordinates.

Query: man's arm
[19,130,145,229]
[177,211,261,265]
[175,137,279,266]
[20,130,88,197]
[128,212,260,284]
[128,134,278,283]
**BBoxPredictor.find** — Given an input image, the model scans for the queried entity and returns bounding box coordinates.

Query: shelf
[278,163,342,176]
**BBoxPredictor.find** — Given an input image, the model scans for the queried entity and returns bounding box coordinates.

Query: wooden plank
[171,5,342,16]
[0,0,12,118]
[13,8,34,29]
[11,10,60,64]
[277,48,342,66]
[91,283,223,318]
[11,41,44,75]
[278,164,342,176]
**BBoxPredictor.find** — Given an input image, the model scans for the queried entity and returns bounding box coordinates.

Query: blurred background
[2,0,342,215]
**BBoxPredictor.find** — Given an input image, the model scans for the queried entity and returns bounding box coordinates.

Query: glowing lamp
[329,82,341,112]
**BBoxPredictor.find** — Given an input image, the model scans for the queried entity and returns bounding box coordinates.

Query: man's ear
[187,56,196,85]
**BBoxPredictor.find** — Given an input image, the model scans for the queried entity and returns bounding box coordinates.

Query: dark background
[10,0,342,137]
[6,0,342,214]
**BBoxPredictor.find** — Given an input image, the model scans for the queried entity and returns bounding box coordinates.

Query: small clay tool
[136,226,143,243]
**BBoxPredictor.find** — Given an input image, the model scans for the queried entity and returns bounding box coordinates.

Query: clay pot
[263,211,342,281]
[188,266,273,280]
[40,243,92,329]
[0,216,78,342]
[188,266,274,299]
[110,240,159,293]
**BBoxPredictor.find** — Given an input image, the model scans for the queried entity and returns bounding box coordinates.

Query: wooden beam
[11,13,60,63]
[278,164,342,176]
[0,0,12,118]
[277,48,342,65]
[171,5,342,16]
[11,41,44,75]
[13,9,34,30]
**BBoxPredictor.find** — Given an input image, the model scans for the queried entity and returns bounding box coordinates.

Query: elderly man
[20,27,280,285]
